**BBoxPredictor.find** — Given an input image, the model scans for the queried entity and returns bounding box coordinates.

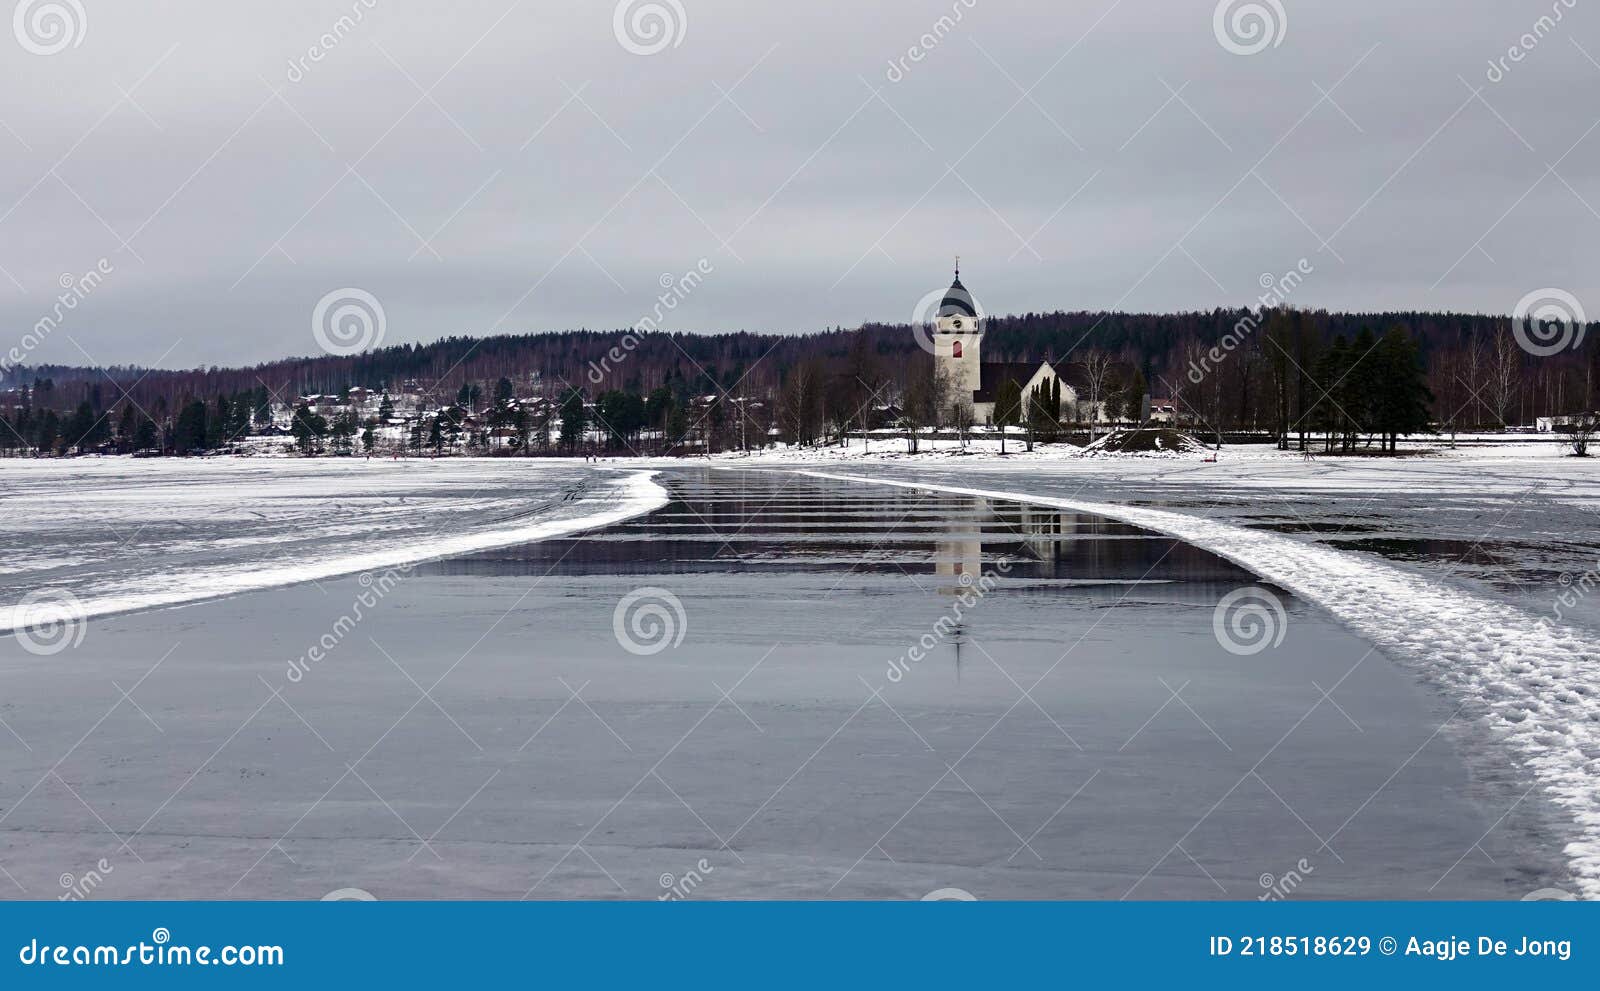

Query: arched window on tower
[952,341,963,359]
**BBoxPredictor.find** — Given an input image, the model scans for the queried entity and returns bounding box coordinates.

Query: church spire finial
[955,253,960,279]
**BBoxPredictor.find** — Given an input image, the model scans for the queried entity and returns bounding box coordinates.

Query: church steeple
[939,259,978,319]
[931,257,984,404]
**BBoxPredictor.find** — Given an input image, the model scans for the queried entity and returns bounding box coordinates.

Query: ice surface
[0,468,1566,900]
[782,463,1600,899]
[0,459,668,631]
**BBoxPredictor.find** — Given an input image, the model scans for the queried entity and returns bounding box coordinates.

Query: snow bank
[787,468,1600,898]
[1,469,669,633]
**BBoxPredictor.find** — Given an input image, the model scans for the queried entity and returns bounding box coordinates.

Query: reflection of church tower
[934,533,985,595]
[932,259,983,405]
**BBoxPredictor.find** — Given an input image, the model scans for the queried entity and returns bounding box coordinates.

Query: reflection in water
[422,471,1260,588]
[418,470,1268,688]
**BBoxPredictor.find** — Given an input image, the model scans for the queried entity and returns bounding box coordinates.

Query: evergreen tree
[289,402,327,455]
[117,404,137,451]
[1312,335,1351,452]
[558,388,586,453]
[665,404,688,452]
[1027,383,1057,445]
[1371,327,1433,453]
[35,409,60,455]
[133,417,158,452]
[427,414,444,454]
[175,400,208,454]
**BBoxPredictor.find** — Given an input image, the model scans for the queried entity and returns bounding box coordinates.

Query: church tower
[931,259,983,405]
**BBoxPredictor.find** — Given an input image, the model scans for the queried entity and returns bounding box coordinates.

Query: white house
[1538,413,1598,432]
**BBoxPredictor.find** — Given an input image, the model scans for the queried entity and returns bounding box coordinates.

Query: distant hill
[4,307,1594,429]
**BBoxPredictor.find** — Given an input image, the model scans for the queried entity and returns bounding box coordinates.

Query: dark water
[420,470,1260,586]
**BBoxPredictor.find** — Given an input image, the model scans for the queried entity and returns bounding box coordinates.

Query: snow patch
[1,470,669,633]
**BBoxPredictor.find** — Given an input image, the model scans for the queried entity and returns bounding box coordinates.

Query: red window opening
[951,341,963,358]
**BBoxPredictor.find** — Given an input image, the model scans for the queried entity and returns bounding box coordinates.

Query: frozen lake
[0,458,660,628]
[0,464,1572,899]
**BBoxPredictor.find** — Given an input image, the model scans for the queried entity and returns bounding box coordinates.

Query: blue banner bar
[2,901,1594,988]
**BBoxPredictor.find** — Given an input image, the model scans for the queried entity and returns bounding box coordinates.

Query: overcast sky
[0,0,1595,368]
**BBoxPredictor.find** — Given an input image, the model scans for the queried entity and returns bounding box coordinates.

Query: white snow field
[0,459,668,632]
[705,440,1600,898]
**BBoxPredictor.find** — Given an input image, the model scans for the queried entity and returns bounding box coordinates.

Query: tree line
[2,304,1591,456]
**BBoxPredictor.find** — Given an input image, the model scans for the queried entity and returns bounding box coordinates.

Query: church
[929,263,1072,425]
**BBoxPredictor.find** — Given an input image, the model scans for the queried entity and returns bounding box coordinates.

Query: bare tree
[1489,328,1521,429]
[1461,333,1488,430]
[1569,413,1597,457]
[1075,349,1116,443]
[900,358,948,454]
[950,400,974,449]
[779,361,822,447]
